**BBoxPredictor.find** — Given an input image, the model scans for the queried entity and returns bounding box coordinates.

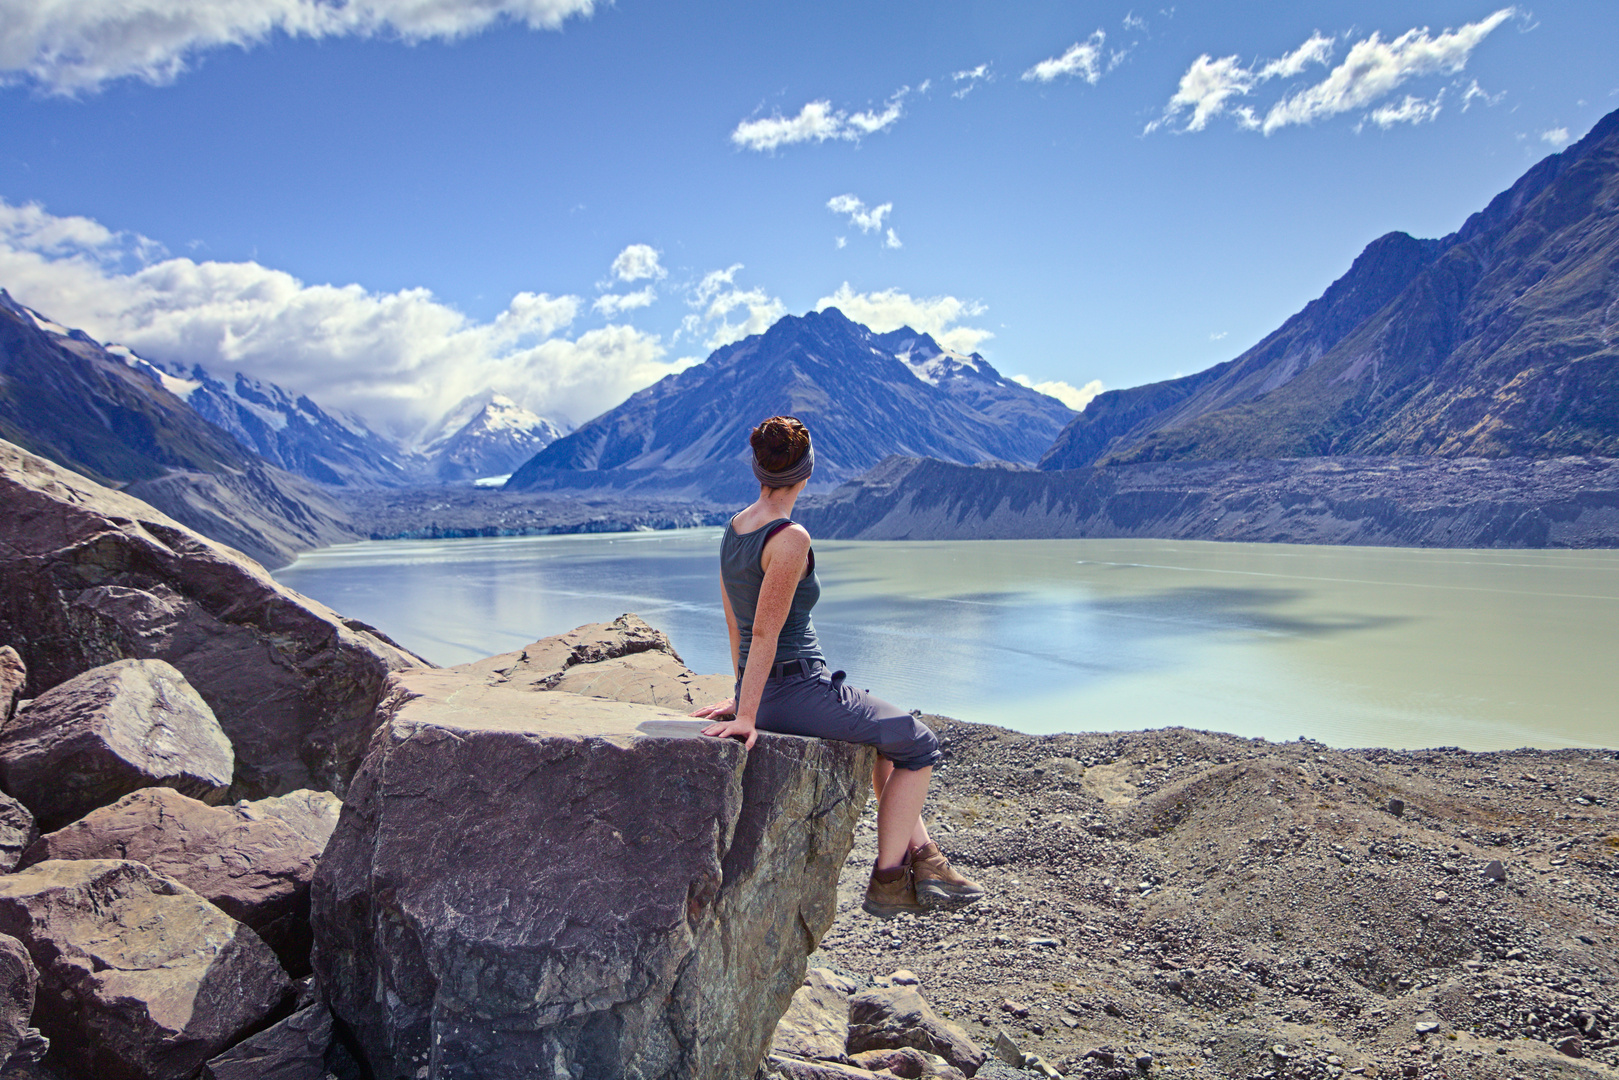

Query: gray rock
[1482,859,1507,881]
[992,1028,1024,1066]
[234,788,342,851]
[457,613,732,711]
[0,933,44,1064]
[0,859,291,1080]
[0,793,36,874]
[1387,797,1405,816]
[201,1002,333,1080]
[22,786,333,973]
[1554,1033,1583,1058]
[0,646,23,725]
[312,665,872,1080]
[1415,1021,1441,1035]
[0,441,425,798]
[846,987,985,1077]
[0,659,232,829]
[773,968,855,1061]
[767,1056,885,1080]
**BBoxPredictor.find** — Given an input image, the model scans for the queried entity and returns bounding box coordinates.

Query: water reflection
[274,530,1619,751]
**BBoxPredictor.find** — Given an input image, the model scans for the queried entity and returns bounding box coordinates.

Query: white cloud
[884,228,902,250]
[684,264,785,349]
[814,283,991,355]
[952,63,990,99]
[1262,10,1515,134]
[1122,12,1147,32]
[0,198,681,437]
[826,194,892,234]
[1009,375,1103,412]
[835,236,847,249]
[1366,91,1444,129]
[1209,330,1228,341]
[0,0,596,94]
[1460,79,1504,110]
[1148,10,1513,136]
[1540,127,1572,147]
[731,89,907,152]
[1024,30,1108,84]
[592,287,657,317]
[608,243,665,283]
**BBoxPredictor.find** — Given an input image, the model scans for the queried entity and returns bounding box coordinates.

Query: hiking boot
[911,841,984,909]
[862,858,923,919]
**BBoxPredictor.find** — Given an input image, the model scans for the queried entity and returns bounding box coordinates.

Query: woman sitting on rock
[691,415,983,919]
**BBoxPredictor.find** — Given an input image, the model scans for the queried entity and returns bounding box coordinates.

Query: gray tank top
[720,516,823,674]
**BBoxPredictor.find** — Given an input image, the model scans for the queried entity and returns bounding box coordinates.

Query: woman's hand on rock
[700,714,757,750]
[690,698,736,719]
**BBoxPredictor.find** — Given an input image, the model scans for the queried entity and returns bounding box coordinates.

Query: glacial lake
[273,531,1619,752]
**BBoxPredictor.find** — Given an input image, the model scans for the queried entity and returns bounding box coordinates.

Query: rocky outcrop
[458,613,733,710]
[0,659,233,830]
[0,933,43,1065]
[0,646,22,724]
[312,663,873,1079]
[0,440,426,797]
[797,453,1619,548]
[22,786,338,972]
[846,987,984,1076]
[0,795,35,874]
[201,1000,335,1080]
[0,859,291,1080]
[773,968,859,1061]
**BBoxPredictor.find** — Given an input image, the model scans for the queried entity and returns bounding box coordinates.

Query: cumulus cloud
[681,264,786,349]
[1540,127,1572,147]
[0,198,681,437]
[1009,375,1103,412]
[1147,10,1514,136]
[1023,30,1108,84]
[0,0,597,94]
[826,194,892,234]
[814,283,991,355]
[608,243,665,283]
[592,287,657,317]
[731,89,907,152]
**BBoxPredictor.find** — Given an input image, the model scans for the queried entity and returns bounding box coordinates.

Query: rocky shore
[334,486,731,541]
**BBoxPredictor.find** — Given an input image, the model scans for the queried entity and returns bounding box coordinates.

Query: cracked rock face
[313,666,873,1079]
[0,858,291,1080]
[0,441,426,798]
[0,659,233,830]
[23,786,339,973]
[0,932,41,1065]
[0,646,23,724]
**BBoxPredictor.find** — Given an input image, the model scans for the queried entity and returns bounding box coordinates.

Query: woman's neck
[755,484,800,519]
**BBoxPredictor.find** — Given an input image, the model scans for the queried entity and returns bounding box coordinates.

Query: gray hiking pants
[741,660,942,770]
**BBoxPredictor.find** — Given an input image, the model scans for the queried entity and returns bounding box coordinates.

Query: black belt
[765,658,820,679]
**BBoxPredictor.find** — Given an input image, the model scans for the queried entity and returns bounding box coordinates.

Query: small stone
[1272,1044,1292,1060]
[1504,948,1527,961]
[1432,891,1450,904]
[1135,1051,1154,1070]
[1482,860,1507,882]
[1060,1017,1079,1029]
[889,969,920,986]
[1026,937,1061,948]
[993,1028,1025,1067]
[1415,1022,1441,1035]
[1554,1034,1582,1058]
[1084,1048,1118,1065]
[1387,798,1405,817]
[1000,998,1030,1018]
[1025,1052,1062,1078]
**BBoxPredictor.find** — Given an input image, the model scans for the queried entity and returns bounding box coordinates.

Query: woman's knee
[878,712,941,771]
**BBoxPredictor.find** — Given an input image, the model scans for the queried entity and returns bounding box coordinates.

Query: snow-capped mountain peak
[422,392,568,482]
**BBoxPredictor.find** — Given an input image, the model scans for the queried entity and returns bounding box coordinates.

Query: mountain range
[1041,107,1619,470]
[420,393,567,483]
[505,307,1075,499]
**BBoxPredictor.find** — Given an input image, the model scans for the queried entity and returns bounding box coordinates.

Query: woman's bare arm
[698,525,810,748]
[690,582,742,719]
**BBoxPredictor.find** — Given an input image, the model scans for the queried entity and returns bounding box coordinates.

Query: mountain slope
[1042,107,1619,468]
[421,393,566,482]
[0,291,357,566]
[506,308,1073,497]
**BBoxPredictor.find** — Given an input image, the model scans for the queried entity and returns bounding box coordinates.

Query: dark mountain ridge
[506,307,1074,498]
[1042,107,1619,469]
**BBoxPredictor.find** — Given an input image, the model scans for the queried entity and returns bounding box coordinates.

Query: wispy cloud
[815,283,990,355]
[952,63,991,99]
[0,198,683,436]
[827,194,893,234]
[1010,375,1103,412]
[0,0,597,94]
[1122,12,1148,33]
[1147,10,1515,136]
[593,287,657,317]
[1460,79,1505,111]
[1541,127,1573,148]
[682,265,785,349]
[884,228,902,250]
[1024,30,1108,85]
[731,88,908,152]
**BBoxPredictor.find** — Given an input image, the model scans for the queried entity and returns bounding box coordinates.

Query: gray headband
[752,442,814,488]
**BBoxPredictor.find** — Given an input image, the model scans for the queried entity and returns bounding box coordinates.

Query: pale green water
[273,532,1619,751]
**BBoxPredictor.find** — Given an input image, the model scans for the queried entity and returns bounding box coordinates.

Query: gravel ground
[810,718,1619,1080]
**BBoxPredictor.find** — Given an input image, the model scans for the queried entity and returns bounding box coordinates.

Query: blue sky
[1,1,1614,441]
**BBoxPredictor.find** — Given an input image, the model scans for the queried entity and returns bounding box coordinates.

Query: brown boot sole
[862,896,922,919]
[915,880,985,909]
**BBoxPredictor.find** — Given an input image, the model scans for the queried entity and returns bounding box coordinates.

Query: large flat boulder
[0,441,426,797]
[22,786,336,972]
[0,659,233,830]
[458,613,733,710]
[0,859,291,1080]
[312,666,873,1079]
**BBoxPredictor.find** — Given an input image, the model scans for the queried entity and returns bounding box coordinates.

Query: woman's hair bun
[750,416,810,472]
